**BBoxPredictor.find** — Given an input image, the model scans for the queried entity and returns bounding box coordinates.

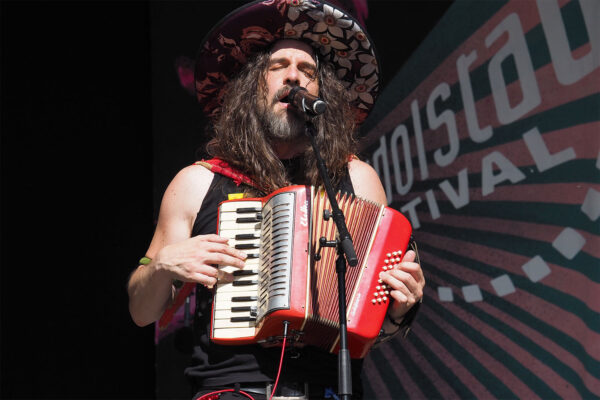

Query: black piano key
[230,316,256,323]
[231,306,252,312]
[236,207,261,214]
[233,269,258,276]
[246,253,259,259]
[235,243,260,250]
[232,279,258,286]
[231,296,258,302]
[235,233,260,240]
[236,216,262,223]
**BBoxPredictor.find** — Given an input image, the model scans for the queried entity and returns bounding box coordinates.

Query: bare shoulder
[160,164,215,221]
[348,158,387,206]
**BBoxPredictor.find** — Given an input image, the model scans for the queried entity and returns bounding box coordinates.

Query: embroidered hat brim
[194,0,380,124]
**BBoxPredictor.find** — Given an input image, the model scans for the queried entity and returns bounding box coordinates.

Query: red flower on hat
[284,21,309,39]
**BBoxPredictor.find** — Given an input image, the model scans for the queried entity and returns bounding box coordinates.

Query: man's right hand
[154,234,247,288]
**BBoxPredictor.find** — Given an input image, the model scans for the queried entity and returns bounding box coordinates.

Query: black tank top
[184,167,364,395]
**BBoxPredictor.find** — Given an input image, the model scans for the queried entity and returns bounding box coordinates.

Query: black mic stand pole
[305,121,357,400]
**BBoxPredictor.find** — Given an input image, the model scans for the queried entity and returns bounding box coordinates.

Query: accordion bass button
[371,299,377,304]
[386,253,391,258]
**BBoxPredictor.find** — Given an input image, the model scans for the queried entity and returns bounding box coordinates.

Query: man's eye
[304,70,317,79]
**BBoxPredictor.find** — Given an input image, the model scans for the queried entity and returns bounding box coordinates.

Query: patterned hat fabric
[194,0,380,124]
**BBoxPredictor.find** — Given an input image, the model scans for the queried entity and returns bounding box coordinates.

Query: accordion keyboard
[213,200,263,339]
[212,192,296,340]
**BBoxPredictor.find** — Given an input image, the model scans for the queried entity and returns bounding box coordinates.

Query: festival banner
[359,0,599,398]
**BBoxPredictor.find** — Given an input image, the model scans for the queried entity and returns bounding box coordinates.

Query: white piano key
[213,300,256,310]
[213,309,256,319]
[219,201,262,212]
[216,283,259,293]
[213,327,256,339]
[219,228,261,239]
[219,212,261,222]
[213,318,255,329]
[220,220,261,230]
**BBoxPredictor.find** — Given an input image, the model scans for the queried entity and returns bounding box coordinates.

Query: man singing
[128,1,425,398]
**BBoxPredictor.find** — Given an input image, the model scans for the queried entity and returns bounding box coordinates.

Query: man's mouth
[275,86,292,104]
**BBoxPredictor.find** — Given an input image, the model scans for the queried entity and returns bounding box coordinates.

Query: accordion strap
[195,158,261,189]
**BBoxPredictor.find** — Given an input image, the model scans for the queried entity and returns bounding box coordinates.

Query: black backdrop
[1,1,451,398]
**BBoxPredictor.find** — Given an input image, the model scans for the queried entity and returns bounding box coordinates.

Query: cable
[268,321,290,400]
[196,388,255,400]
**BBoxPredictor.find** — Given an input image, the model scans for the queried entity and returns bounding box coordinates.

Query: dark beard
[258,86,306,141]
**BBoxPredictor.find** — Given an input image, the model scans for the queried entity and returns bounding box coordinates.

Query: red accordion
[210,185,412,358]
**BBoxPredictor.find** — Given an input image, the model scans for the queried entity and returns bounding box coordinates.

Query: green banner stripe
[403,198,600,236]
[405,160,600,195]
[454,0,589,109]
[427,293,597,398]
[422,245,600,381]
[362,0,508,134]
[362,0,592,137]
[417,311,524,398]
[460,94,599,155]
[366,91,600,158]
[406,331,476,398]
[385,340,443,399]
[367,347,412,398]
[419,95,600,170]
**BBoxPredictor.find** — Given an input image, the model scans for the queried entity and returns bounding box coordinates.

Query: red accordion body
[210,186,412,358]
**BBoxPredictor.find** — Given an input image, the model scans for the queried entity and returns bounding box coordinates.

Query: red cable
[196,388,255,400]
[268,332,288,400]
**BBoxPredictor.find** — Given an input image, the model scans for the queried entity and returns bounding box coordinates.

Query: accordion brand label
[227,193,244,200]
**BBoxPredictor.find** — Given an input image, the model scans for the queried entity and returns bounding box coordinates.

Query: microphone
[285,86,327,115]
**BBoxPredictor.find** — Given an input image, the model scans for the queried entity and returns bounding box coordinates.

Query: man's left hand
[379,250,425,320]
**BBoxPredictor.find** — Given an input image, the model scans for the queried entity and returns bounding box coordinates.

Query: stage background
[360,0,600,398]
[2,0,598,399]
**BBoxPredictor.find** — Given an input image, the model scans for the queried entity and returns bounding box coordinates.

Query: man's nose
[284,66,300,86]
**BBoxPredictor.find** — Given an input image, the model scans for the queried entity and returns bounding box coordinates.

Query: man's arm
[348,159,425,334]
[127,165,247,327]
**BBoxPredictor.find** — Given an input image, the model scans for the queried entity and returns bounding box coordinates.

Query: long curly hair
[206,49,357,196]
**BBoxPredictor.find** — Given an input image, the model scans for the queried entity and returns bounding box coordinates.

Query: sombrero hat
[194,0,380,124]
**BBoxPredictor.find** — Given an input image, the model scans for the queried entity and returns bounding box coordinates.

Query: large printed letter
[486,13,541,124]
[426,82,460,167]
[411,99,429,180]
[439,168,470,209]
[481,151,526,196]
[390,124,414,196]
[537,0,600,85]
[457,50,493,143]
[523,127,576,172]
[401,197,423,229]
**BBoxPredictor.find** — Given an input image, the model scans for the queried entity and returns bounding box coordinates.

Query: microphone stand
[305,121,357,400]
